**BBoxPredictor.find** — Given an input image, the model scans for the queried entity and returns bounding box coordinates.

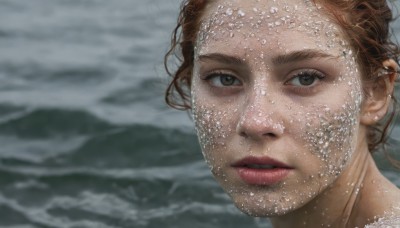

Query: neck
[270,140,373,228]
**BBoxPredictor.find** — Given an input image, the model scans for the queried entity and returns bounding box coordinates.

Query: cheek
[288,60,363,171]
[192,103,236,176]
[298,98,361,176]
[192,103,230,150]
[191,84,235,163]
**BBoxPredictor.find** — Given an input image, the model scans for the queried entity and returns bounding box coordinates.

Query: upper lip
[232,156,293,169]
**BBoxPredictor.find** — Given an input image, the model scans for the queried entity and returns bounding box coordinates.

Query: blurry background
[0,0,398,227]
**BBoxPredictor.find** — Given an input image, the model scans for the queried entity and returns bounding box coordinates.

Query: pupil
[299,74,315,86]
[221,76,235,85]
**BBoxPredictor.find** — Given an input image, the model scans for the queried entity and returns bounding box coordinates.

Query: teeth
[247,164,275,169]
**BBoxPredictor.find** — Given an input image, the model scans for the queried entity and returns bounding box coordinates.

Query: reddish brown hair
[164,0,400,153]
[164,0,209,110]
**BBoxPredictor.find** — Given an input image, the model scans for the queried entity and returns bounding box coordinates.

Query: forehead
[196,0,348,56]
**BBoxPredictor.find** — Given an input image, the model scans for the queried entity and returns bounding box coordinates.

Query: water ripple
[0,161,209,181]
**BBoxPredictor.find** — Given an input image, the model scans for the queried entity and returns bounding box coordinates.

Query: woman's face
[191,0,364,216]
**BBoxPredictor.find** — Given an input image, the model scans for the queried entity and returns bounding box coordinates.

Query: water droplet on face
[226,8,233,16]
[270,6,278,14]
[348,50,353,56]
[261,39,267,45]
[238,9,246,17]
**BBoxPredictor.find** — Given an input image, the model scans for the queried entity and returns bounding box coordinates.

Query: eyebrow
[272,49,336,65]
[197,49,335,66]
[198,53,246,65]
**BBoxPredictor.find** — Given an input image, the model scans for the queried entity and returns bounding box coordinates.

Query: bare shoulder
[364,216,400,228]
[362,184,400,228]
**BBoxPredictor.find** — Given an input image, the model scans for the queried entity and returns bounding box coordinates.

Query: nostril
[239,132,248,138]
[239,131,276,139]
[263,133,277,138]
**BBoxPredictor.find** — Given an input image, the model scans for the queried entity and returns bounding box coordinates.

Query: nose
[236,93,285,141]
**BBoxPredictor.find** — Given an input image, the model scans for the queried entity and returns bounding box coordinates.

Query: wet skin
[190,0,400,227]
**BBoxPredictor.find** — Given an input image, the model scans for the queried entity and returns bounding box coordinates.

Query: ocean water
[0,0,398,227]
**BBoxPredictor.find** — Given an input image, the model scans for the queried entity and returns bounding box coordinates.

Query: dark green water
[0,0,398,227]
[0,105,266,227]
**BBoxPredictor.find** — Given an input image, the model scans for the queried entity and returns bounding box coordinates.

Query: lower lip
[236,167,291,185]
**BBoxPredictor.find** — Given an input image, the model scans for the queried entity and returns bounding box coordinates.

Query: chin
[228,191,302,217]
[233,200,294,217]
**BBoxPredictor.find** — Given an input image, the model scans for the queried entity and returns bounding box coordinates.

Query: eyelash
[203,71,242,87]
[202,69,326,94]
[285,69,326,93]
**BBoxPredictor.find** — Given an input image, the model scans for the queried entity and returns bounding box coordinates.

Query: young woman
[165,0,400,227]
